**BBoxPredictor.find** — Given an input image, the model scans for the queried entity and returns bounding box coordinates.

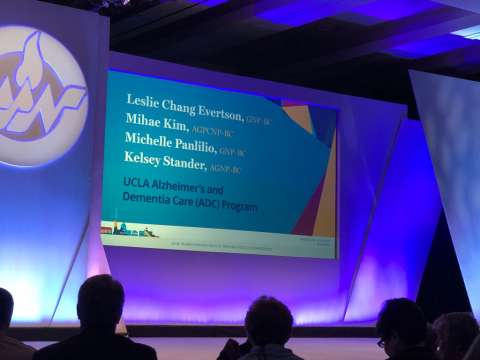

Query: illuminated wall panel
[345,119,442,321]
[0,0,108,325]
[411,70,480,318]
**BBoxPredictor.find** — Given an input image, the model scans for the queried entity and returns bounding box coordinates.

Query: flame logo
[0,26,88,166]
[0,31,87,140]
[16,31,44,90]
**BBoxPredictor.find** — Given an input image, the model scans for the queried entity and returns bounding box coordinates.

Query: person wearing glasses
[376,298,436,360]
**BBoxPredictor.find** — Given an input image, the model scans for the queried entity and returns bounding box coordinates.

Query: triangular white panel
[410,70,480,317]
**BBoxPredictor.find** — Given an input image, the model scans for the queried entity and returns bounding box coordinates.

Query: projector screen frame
[103,55,339,261]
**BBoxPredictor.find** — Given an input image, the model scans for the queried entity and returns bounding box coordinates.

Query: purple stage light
[200,0,228,6]
[388,34,475,59]
[352,0,440,22]
[258,0,334,27]
[256,0,378,27]
[258,0,440,26]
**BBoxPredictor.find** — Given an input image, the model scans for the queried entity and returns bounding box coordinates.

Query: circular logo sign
[0,26,88,167]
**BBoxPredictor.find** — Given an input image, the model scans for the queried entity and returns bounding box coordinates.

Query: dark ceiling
[41,0,480,118]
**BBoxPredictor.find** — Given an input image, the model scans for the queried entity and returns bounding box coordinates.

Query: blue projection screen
[101,70,337,259]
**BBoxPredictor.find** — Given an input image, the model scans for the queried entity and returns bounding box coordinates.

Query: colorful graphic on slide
[101,70,336,258]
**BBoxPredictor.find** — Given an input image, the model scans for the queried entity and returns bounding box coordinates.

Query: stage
[27,338,384,360]
[4,0,476,350]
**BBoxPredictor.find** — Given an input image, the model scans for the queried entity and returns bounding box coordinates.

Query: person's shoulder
[32,336,82,360]
[33,342,65,360]
[3,335,36,352]
[0,335,35,360]
[115,336,157,359]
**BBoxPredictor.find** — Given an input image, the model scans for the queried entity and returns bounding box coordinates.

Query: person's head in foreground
[433,312,479,360]
[34,275,157,360]
[0,287,14,332]
[77,274,124,333]
[245,296,293,347]
[376,298,430,359]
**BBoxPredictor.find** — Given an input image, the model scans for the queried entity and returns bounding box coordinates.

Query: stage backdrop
[0,0,109,325]
[88,53,441,325]
[0,0,441,324]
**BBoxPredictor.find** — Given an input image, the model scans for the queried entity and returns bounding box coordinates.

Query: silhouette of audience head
[77,274,124,332]
[245,296,293,347]
[0,288,14,331]
[376,298,427,357]
[433,312,479,360]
